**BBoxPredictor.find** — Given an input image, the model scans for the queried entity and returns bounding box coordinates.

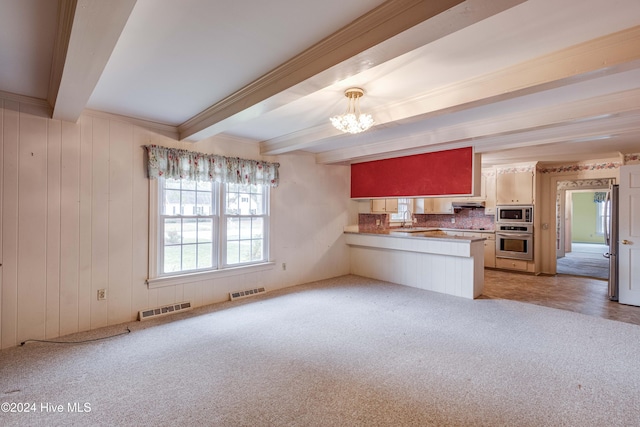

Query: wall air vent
[229,287,266,301]
[138,301,192,321]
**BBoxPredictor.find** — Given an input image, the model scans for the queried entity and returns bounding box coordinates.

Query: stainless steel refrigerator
[604,185,619,301]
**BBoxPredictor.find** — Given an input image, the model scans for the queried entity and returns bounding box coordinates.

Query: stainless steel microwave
[496,205,533,223]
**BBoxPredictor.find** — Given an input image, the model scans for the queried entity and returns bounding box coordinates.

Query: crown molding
[0,90,52,112]
[82,109,179,139]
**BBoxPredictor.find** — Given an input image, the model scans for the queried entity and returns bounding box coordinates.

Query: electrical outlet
[97,289,107,301]
[451,217,455,223]
[282,263,287,271]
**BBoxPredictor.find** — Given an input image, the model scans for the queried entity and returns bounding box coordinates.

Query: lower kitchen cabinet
[464,232,495,268]
[482,233,496,268]
[495,257,535,272]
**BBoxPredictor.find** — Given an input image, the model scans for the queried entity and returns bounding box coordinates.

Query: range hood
[452,201,486,209]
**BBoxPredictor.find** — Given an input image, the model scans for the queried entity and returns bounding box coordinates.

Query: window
[223,183,268,266]
[160,178,218,274]
[596,196,608,236]
[155,178,270,278]
[390,198,413,223]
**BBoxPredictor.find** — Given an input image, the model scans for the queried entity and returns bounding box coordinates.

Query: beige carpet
[2,275,640,426]
[557,244,609,280]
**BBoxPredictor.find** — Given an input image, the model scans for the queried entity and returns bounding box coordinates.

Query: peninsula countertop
[344,226,486,299]
[343,226,492,242]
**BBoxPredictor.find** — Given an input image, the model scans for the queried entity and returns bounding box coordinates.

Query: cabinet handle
[622,240,632,245]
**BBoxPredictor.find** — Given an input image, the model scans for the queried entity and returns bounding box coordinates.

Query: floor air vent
[230,287,266,301]
[138,301,192,321]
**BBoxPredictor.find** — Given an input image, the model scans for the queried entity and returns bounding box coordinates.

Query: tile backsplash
[359,208,494,231]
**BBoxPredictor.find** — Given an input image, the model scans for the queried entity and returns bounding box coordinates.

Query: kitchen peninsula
[344,227,486,299]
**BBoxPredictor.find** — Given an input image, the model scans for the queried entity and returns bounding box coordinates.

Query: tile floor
[482,268,640,326]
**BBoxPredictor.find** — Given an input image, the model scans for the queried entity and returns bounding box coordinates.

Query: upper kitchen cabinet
[423,197,455,214]
[484,168,497,215]
[370,199,398,213]
[496,164,537,205]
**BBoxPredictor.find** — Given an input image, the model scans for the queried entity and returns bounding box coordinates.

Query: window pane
[182,244,197,270]
[198,218,212,243]
[239,195,251,215]
[251,239,263,261]
[196,191,212,215]
[227,192,239,215]
[182,191,196,215]
[164,245,181,273]
[227,217,239,240]
[252,195,264,215]
[197,243,213,268]
[251,218,263,238]
[240,218,252,239]
[239,240,252,263]
[227,241,239,264]
[183,218,197,244]
[164,189,181,215]
[164,218,181,244]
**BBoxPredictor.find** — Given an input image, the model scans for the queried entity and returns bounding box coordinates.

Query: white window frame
[147,179,274,289]
[390,198,413,224]
[596,197,607,236]
[221,183,270,268]
[158,178,220,275]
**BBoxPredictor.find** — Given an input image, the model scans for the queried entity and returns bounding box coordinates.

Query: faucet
[401,208,413,228]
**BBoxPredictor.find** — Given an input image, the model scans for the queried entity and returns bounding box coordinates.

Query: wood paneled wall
[0,100,352,349]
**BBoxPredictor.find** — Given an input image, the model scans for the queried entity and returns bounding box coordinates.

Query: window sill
[146,261,276,289]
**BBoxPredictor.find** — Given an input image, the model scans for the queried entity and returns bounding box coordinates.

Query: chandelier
[330,88,374,134]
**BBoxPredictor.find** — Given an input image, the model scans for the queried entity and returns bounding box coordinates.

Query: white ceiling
[1,0,639,166]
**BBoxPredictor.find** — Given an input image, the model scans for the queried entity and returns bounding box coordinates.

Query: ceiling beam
[262,25,640,157]
[314,88,640,164]
[51,0,137,122]
[178,0,469,141]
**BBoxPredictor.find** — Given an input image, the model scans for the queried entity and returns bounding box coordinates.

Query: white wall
[0,100,353,349]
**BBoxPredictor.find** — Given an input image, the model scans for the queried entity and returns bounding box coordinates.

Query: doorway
[556,179,613,280]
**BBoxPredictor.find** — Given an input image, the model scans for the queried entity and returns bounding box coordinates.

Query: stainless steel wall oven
[496,223,533,261]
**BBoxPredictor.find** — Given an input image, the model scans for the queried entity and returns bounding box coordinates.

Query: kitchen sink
[389,227,433,233]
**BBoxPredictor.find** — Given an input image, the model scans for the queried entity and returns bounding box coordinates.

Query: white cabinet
[484,169,496,215]
[495,257,535,272]
[464,232,495,268]
[370,199,398,213]
[423,198,454,214]
[496,170,534,205]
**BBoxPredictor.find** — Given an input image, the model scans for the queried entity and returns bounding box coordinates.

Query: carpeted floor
[2,275,640,426]
[557,243,609,280]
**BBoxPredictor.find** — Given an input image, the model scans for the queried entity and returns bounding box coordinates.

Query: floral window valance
[144,145,280,187]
